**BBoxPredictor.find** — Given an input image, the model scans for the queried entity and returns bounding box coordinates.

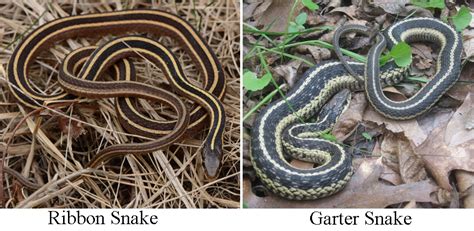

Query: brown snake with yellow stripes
[4,9,227,192]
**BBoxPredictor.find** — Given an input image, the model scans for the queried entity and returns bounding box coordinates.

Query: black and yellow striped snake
[251,17,462,200]
[5,9,226,184]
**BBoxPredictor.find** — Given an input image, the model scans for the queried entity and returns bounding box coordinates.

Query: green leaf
[389,42,412,67]
[302,0,319,11]
[452,6,472,32]
[406,76,429,83]
[320,132,337,142]
[288,22,300,33]
[379,53,392,66]
[243,71,272,91]
[410,0,445,9]
[288,22,305,33]
[361,132,373,141]
[295,12,307,25]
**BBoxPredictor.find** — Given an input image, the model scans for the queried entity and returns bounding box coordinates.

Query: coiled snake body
[251,18,462,200]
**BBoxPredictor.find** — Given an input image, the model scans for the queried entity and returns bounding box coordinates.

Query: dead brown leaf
[379,162,403,185]
[252,0,273,19]
[411,43,435,76]
[243,0,262,21]
[273,60,303,88]
[400,84,424,98]
[296,45,331,63]
[417,108,454,136]
[254,0,302,32]
[245,158,437,208]
[330,5,358,19]
[455,170,474,208]
[363,0,432,17]
[322,0,341,9]
[397,139,427,183]
[444,93,474,146]
[373,0,409,14]
[463,29,474,62]
[359,0,385,17]
[363,105,427,146]
[415,93,474,189]
[466,107,474,130]
[333,92,367,139]
[404,200,418,208]
[380,132,427,183]
[447,62,474,102]
[412,43,433,60]
[291,159,314,169]
[414,58,432,70]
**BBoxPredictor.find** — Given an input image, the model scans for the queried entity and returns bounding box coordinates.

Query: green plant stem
[285,0,300,41]
[243,23,278,46]
[245,40,367,63]
[243,84,285,121]
[243,22,280,61]
[243,23,333,36]
[258,46,313,65]
[255,48,304,123]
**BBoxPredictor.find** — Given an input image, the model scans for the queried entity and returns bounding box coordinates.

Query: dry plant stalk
[0,0,240,208]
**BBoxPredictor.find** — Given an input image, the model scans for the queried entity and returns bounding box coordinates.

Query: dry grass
[0,0,240,208]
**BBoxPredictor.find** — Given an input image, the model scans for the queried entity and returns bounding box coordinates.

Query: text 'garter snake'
[251,17,462,200]
[5,10,227,181]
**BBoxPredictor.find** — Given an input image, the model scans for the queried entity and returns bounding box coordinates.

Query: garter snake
[251,17,462,200]
[5,9,226,185]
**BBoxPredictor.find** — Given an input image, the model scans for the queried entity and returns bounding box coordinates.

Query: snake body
[251,18,462,200]
[6,10,226,177]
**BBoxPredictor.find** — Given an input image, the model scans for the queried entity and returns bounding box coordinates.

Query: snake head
[203,141,222,178]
